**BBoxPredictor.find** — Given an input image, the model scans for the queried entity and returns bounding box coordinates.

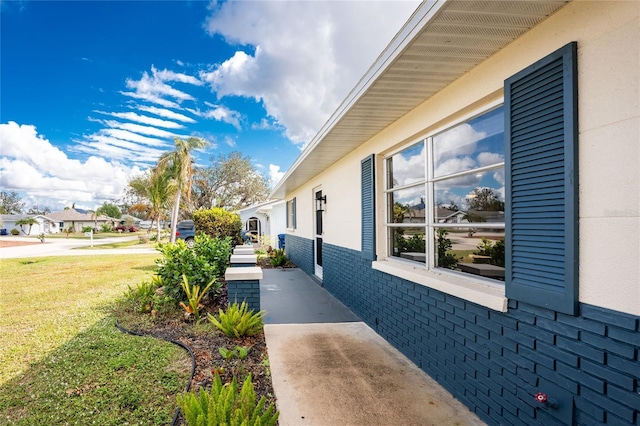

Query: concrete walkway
[261,268,485,426]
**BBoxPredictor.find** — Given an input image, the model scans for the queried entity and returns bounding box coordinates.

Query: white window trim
[377,99,507,311]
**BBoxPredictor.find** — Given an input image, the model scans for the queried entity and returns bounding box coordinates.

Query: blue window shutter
[361,155,376,260]
[292,197,297,229]
[505,42,578,315]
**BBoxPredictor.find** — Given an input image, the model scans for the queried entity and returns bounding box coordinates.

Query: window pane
[433,107,504,178]
[435,227,505,281]
[387,142,425,189]
[390,227,426,263]
[388,185,425,223]
[434,168,505,224]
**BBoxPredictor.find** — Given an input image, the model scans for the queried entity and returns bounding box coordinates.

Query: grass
[73,239,155,250]
[0,254,190,425]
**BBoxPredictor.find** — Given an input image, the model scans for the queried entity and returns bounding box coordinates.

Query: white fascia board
[271,0,448,199]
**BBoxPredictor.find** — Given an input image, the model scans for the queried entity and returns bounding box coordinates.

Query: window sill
[372,259,508,312]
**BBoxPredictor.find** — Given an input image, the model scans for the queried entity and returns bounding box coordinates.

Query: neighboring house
[272,1,639,425]
[236,200,287,247]
[0,214,58,235]
[47,208,111,232]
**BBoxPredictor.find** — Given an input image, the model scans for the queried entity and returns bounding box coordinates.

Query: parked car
[114,224,139,232]
[175,220,195,248]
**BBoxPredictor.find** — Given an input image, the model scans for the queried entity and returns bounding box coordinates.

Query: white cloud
[187,104,243,129]
[0,122,141,209]
[95,110,185,129]
[251,118,281,131]
[99,129,169,147]
[152,66,203,86]
[223,136,236,147]
[120,90,181,109]
[137,105,197,123]
[100,120,180,139]
[202,1,420,145]
[126,68,195,102]
[477,152,504,167]
[268,164,285,187]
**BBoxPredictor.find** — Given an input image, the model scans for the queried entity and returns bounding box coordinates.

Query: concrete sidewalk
[261,268,485,426]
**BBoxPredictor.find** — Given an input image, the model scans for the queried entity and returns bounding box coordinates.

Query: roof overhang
[271,0,569,199]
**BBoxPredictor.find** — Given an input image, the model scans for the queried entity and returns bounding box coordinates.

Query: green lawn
[0,254,190,425]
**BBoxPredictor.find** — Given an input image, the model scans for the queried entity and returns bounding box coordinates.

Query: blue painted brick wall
[284,234,314,276]
[227,279,260,312]
[309,241,640,426]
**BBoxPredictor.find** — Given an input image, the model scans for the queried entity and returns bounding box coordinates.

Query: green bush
[101,223,113,233]
[475,237,505,267]
[208,301,265,338]
[155,235,231,300]
[10,228,19,235]
[269,249,288,267]
[81,226,93,233]
[436,228,459,269]
[193,208,242,246]
[124,276,163,313]
[177,373,278,426]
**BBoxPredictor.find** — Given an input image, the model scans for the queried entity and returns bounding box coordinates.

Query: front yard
[0,254,189,424]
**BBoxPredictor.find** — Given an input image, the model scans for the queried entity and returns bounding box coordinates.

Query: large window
[384,106,505,281]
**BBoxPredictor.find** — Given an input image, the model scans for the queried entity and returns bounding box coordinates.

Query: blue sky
[0,0,419,212]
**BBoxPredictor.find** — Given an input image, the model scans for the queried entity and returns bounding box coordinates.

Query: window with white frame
[384,105,505,281]
[286,198,296,229]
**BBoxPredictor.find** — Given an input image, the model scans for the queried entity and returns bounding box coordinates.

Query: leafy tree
[467,187,504,211]
[15,217,37,235]
[158,137,208,243]
[27,205,51,215]
[0,191,25,214]
[95,202,121,219]
[190,152,270,211]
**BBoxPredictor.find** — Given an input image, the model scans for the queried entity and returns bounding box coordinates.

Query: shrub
[155,235,230,300]
[101,223,113,233]
[124,276,163,313]
[81,226,93,233]
[177,373,278,426]
[10,228,19,235]
[436,228,459,269]
[269,249,288,267]
[475,237,505,267]
[193,208,242,246]
[208,301,265,338]
[138,234,150,244]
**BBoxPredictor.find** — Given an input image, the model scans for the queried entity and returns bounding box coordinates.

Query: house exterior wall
[282,1,640,425]
[286,0,639,315]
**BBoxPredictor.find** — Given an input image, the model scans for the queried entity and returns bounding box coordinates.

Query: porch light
[315,194,327,211]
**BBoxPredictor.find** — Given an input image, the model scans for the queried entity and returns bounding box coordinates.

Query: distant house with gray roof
[47,209,112,232]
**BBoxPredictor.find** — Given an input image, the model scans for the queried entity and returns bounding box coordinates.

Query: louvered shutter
[361,155,376,260]
[292,197,297,229]
[505,42,578,315]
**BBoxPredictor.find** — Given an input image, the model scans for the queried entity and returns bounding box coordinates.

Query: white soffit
[271,0,569,199]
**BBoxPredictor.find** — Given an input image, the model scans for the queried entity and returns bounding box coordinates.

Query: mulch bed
[117,286,276,425]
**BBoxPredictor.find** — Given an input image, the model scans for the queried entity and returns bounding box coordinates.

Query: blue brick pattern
[313,242,640,425]
[284,234,314,276]
[227,279,260,312]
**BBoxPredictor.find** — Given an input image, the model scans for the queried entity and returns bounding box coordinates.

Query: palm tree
[129,167,176,241]
[158,137,208,242]
[15,217,38,235]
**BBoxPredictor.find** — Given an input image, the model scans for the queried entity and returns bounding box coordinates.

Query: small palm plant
[179,274,214,322]
[208,301,266,338]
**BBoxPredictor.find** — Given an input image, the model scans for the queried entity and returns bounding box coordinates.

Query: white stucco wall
[286,0,639,315]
